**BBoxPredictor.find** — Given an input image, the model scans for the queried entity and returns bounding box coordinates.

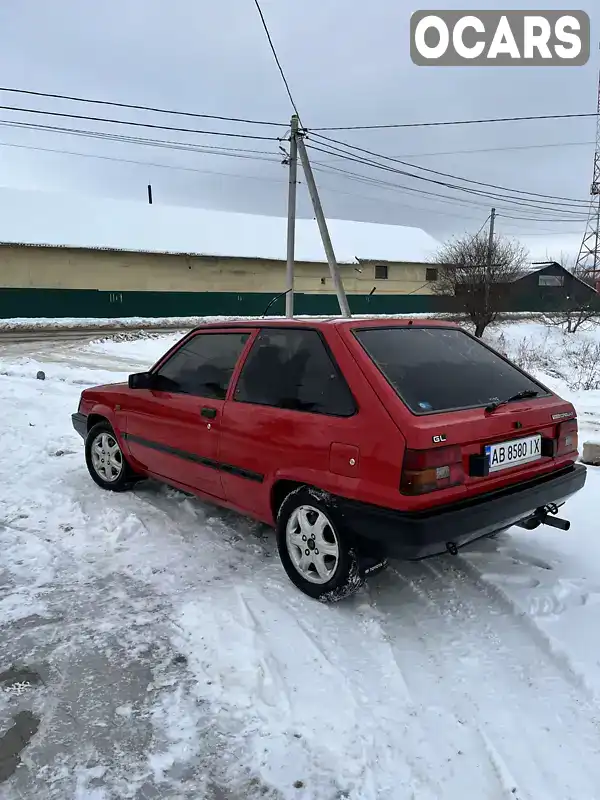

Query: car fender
[267,467,353,513]
[87,403,128,449]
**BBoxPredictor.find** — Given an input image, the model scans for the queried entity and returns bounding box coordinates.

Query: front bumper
[338,464,587,560]
[72,413,87,439]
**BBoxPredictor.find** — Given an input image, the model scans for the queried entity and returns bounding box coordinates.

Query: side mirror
[128,371,155,389]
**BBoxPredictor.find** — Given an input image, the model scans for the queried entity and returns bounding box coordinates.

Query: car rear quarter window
[155,331,249,399]
[354,326,548,414]
[234,328,356,416]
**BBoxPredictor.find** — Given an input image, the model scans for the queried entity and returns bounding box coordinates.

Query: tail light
[557,419,578,457]
[401,445,465,495]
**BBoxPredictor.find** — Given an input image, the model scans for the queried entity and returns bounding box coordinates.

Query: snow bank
[0,313,443,331]
[484,322,600,445]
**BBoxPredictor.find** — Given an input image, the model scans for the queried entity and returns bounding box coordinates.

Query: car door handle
[200,407,217,419]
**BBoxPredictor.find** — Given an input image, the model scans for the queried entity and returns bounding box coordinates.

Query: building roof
[512,261,562,279]
[520,261,564,275]
[513,261,598,292]
[0,187,439,264]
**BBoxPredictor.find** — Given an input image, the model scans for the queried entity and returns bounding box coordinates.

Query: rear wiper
[485,390,539,414]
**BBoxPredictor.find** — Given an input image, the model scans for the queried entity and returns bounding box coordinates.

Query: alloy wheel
[90,432,124,483]
[285,504,340,584]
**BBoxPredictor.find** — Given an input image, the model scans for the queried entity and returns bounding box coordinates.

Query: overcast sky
[0,0,597,260]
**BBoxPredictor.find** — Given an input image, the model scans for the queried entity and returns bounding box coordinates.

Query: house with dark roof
[508,261,600,312]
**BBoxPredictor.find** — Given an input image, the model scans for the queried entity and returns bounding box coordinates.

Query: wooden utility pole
[296,132,351,317]
[147,184,153,205]
[285,115,299,317]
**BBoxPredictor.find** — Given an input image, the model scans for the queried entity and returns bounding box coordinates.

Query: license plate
[485,434,542,473]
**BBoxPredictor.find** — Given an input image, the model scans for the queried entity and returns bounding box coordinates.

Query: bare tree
[540,253,599,333]
[432,230,529,338]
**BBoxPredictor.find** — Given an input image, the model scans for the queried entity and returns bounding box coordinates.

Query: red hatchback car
[72,319,586,601]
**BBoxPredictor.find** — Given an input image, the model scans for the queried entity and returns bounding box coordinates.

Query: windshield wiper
[485,389,539,414]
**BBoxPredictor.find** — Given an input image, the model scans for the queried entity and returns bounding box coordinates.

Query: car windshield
[354,326,549,414]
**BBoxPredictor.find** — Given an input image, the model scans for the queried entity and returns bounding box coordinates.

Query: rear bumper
[338,464,587,560]
[72,413,88,439]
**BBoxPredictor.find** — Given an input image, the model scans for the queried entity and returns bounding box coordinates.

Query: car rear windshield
[354,326,548,414]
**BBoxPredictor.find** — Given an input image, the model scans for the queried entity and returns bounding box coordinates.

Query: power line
[1,86,596,136]
[313,160,508,214]
[311,111,599,132]
[402,140,596,158]
[317,179,583,230]
[292,144,585,221]
[0,140,286,181]
[473,215,492,239]
[498,211,589,223]
[502,228,584,236]
[499,214,587,234]
[1,101,587,230]
[314,178,500,223]
[308,133,590,206]
[316,140,596,161]
[5,132,570,229]
[0,118,280,158]
[306,141,590,216]
[0,104,281,141]
[251,0,301,120]
[313,169,585,230]
[311,158,589,220]
[0,86,287,128]
[403,281,435,296]
[308,142,590,215]
[4,127,581,233]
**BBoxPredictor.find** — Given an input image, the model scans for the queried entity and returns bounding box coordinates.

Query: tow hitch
[517,503,570,532]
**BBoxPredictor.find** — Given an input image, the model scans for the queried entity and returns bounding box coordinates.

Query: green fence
[1,286,583,319]
[0,288,456,319]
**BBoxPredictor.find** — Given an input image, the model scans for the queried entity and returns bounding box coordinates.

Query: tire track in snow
[283,591,514,800]
[367,556,600,800]
[52,477,538,798]
[175,582,450,799]
[452,552,600,702]
[138,486,469,796]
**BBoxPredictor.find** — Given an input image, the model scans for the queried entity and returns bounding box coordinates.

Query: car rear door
[123,329,252,499]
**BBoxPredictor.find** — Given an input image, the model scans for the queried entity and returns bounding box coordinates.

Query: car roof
[189,317,459,333]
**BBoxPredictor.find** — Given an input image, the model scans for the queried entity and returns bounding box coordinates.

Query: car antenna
[262,289,291,317]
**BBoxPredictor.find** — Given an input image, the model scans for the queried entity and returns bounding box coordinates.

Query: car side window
[155,332,249,399]
[234,329,356,416]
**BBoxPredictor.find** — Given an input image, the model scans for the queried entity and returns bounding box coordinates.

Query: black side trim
[123,433,264,483]
[72,412,88,439]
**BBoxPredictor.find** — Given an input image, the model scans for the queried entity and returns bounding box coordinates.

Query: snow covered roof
[512,262,559,279]
[522,261,564,274]
[0,187,439,264]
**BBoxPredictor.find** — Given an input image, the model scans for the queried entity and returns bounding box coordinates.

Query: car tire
[85,421,139,492]
[276,487,366,602]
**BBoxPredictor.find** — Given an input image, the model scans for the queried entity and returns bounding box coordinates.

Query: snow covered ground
[0,313,444,331]
[1,323,600,799]
[0,312,541,330]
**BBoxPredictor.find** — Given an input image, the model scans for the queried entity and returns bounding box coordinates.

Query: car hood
[81,381,129,399]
